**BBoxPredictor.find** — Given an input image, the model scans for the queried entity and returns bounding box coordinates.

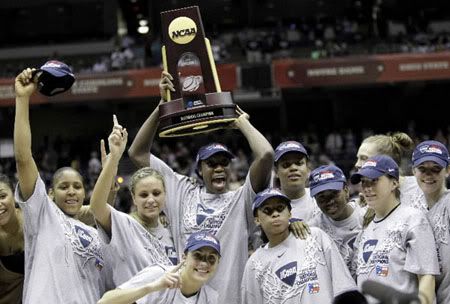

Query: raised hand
[229,105,250,129]
[151,261,185,292]
[15,68,37,98]
[159,71,175,102]
[108,114,128,160]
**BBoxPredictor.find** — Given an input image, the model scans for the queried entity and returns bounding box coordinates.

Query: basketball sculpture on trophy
[158,6,237,137]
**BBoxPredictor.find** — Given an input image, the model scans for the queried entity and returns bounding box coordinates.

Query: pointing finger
[170,261,185,273]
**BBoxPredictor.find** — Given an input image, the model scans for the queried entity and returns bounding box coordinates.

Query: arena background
[1,0,450,211]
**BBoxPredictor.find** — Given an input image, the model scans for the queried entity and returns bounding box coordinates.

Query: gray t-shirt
[289,188,321,223]
[119,264,218,304]
[15,176,107,304]
[241,230,357,304]
[353,205,439,302]
[98,206,173,286]
[150,155,255,304]
[400,176,428,213]
[309,201,365,270]
[427,190,450,304]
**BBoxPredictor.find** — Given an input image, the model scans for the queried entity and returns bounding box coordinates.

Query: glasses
[260,204,287,216]
[205,159,230,168]
[191,251,218,265]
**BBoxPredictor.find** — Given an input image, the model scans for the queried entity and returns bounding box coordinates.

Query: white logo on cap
[280,142,300,150]
[362,160,377,168]
[387,168,395,172]
[43,61,63,68]
[419,145,443,155]
[313,171,335,182]
[206,144,226,151]
[195,234,218,245]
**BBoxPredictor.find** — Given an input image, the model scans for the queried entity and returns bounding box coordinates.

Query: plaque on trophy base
[159,6,237,137]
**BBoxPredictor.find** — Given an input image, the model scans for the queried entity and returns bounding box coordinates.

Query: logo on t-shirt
[363,239,378,263]
[275,262,297,287]
[196,204,215,225]
[375,264,389,277]
[166,246,178,265]
[307,281,320,294]
[75,225,93,248]
[347,236,357,250]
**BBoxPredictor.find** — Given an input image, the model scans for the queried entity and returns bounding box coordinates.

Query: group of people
[0,68,448,304]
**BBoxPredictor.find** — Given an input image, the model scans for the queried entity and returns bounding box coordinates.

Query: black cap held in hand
[34,60,75,96]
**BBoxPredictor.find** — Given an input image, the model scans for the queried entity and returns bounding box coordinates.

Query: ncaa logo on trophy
[158,6,237,137]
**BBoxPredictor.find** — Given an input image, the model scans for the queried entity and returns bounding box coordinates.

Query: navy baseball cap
[195,143,234,165]
[350,155,399,184]
[34,60,75,96]
[184,231,221,256]
[274,141,308,162]
[309,165,347,197]
[412,140,450,168]
[252,188,291,213]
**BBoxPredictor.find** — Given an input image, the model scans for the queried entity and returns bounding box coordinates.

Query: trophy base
[158,92,237,138]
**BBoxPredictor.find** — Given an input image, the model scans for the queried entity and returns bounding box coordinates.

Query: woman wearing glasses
[98,231,221,304]
[241,188,357,304]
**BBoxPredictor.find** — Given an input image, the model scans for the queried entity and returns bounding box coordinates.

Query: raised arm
[233,106,274,192]
[14,68,39,200]
[89,115,128,234]
[128,71,174,168]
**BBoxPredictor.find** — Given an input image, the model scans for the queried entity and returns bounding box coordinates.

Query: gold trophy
[159,6,237,137]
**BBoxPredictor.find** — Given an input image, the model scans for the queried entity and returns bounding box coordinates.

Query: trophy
[158,6,237,137]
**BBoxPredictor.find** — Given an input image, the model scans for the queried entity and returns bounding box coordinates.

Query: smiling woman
[97,231,221,304]
[411,140,450,304]
[13,68,108,303]
[0,174,24,304]
[88,117,174,289]
[350,155,439,304]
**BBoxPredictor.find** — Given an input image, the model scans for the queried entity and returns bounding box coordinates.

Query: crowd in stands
[2,11,450,78]
[2,124,450,214]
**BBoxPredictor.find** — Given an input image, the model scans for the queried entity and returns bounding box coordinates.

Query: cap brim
[41,67,71,78]
[413,155,448,168]
[274,149,308,162]
[350,168,384,184]
[187,243,221,256]
[310,181,345,197]
[253,194,291,211]
[199,150,234,161]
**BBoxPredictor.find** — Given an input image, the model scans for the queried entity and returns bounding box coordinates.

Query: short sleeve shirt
[15,176,107,303]
[241,230,357,304]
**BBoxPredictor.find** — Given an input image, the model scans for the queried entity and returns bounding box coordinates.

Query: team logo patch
[196,204,215,225]
[362,160,377,168]
[307,281,320,294]
[279,141,301,151]
[363,239,378,263]
[376,264,389,277]
[275,262,297,287]
[75,225,93,248]
[419,145,443,155]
